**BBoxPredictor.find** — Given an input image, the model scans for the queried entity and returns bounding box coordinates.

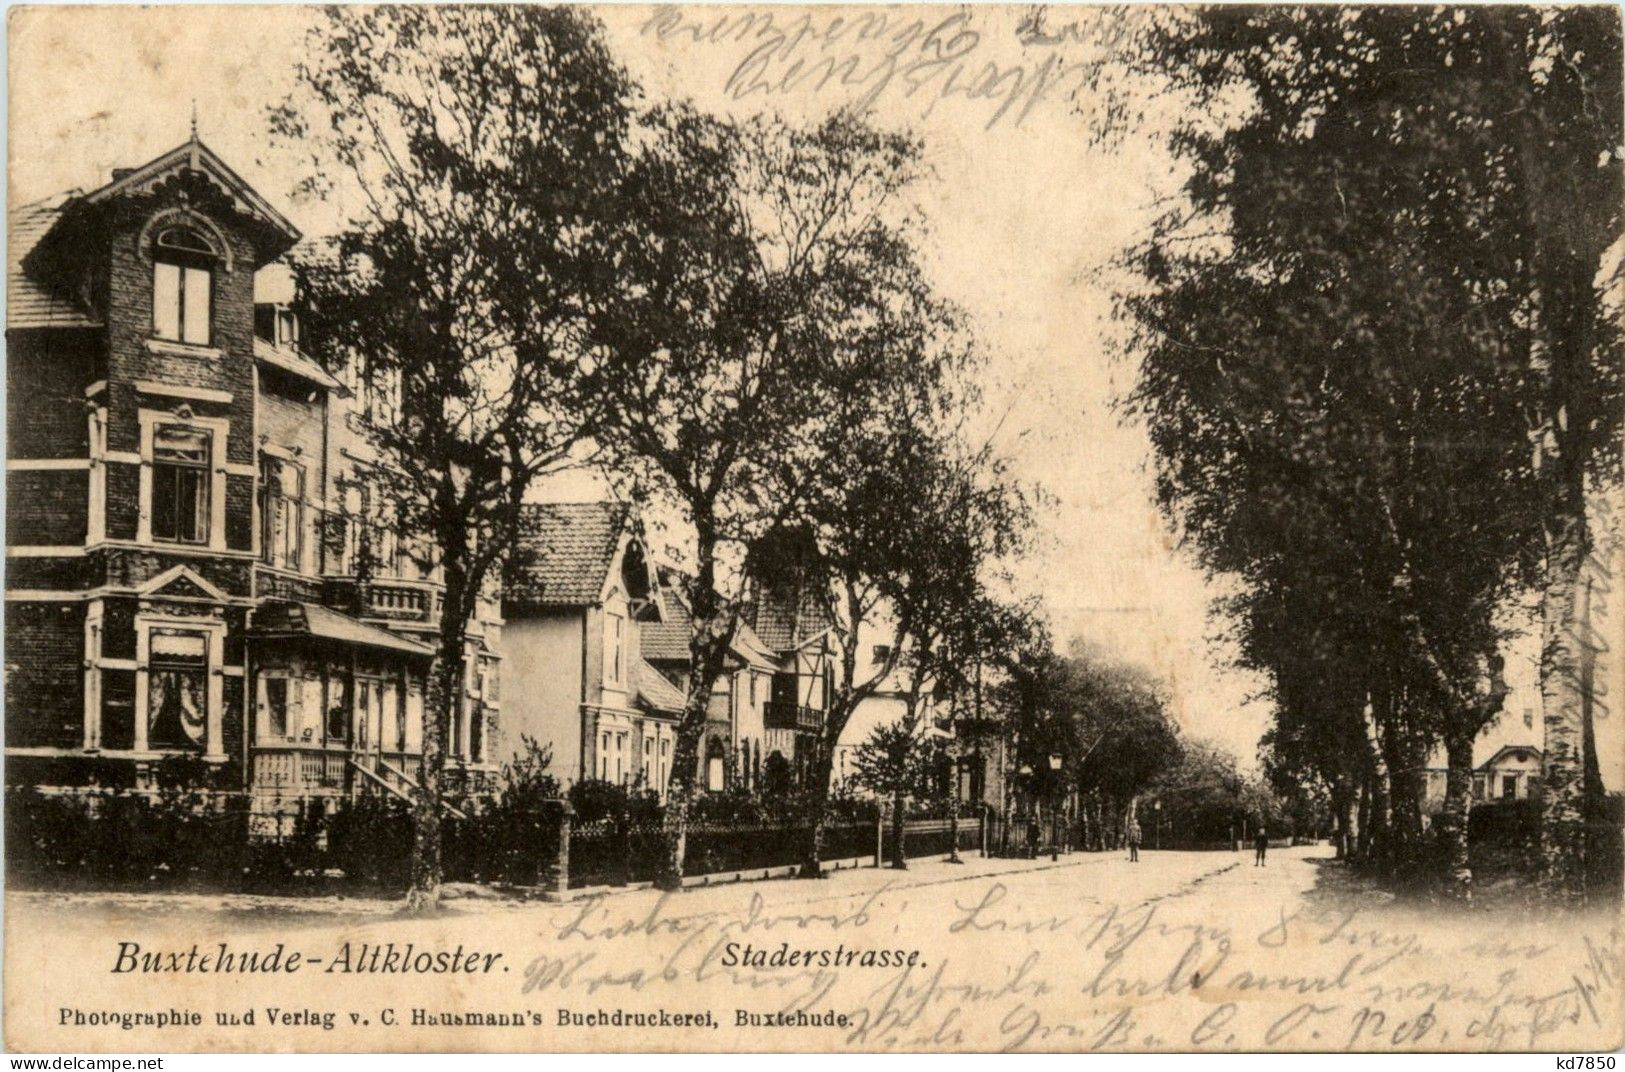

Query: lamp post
[1018,763,1034,858]
[1048,753,1062,861]
[1154,798,1162,851]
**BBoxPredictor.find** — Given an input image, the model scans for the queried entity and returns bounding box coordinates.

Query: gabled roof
[637,583,780,672]
[731,621,780,671]
[251,600,434,657]
[505,501,632,612]
[78,136,300,248]
[1479,744,1542,771]
[7,199,101,330]
[745,582,833,652]
[633,657,687,714]
[651,586,690,623]
[10,137,301,331]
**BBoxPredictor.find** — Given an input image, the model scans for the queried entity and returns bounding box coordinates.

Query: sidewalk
[3,847,1131,926]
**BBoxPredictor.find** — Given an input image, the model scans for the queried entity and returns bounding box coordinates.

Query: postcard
[5,2,1623,1054]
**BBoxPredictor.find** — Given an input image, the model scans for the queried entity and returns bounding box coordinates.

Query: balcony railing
[321,576,438,624]
[251,745,351,793]
[764,701,824,733]
[250,745,492,798]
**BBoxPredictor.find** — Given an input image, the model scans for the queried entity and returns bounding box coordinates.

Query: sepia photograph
[3,1,1623,1056]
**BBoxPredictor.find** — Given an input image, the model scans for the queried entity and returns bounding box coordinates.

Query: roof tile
[8,199,101,330]
[505,501,629,611]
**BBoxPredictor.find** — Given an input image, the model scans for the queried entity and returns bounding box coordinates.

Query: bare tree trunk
[658,718,701,889]
[1541,500,1590,901]
[1391,725,1429,878]
[1327,775,1349,860]
[1361,701,1394,870]
[1354,778,1372,862]
[1339,782,1360,862]
[406,552,469,914]
[659,524,732,891]
[1441,729,1475,900]
[889,787,907,869]
[798,737,835,878]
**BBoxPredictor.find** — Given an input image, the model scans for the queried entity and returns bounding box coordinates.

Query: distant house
[742,581,836,787]
[832,640,941,790]
[1478,745,1543,802]
[500,502,683,796]
[636,584,783,794]
[1424,744,1544,809]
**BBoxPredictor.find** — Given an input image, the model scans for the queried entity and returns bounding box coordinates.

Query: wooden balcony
[764,701,824,733]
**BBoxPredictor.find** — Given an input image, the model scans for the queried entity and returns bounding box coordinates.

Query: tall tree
[273,6,636,911]
[803,434,1033,874]
[1115,7,1621,895]
[592,109,930,887]
[1060,643,1183,846]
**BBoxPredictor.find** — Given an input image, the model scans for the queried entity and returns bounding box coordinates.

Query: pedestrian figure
[1254,827,1268,866]
[1026,815,1041,859]
[1126,817,1142,862]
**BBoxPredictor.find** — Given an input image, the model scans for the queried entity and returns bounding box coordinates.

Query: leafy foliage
[1116,6,1623,893]
[274,6,641,909]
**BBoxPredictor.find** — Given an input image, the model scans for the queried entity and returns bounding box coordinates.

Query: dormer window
[255,303,300,348]
[152,226,215,345]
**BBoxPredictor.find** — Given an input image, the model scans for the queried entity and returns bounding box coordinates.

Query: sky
[19,2,1581,776]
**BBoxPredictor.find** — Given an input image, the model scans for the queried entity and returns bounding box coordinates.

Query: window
[1502,774,1517,800]
[749,674,758,707]
[152,227,214,345]
[337,479,405,578]
[394,686,408,754]
[326,674,350,742]
[355,680,373,749]
[152,426,211,544]
[705,739,726,793]
[264,677,289,739]
[148,629,207,750]
[872,644,892,665]
[260,456,305,570]
[350,353,401,428]
[605,613,625,685]
[469,707,484,764]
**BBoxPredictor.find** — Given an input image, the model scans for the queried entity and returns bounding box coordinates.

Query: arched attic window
[152,225,217,345]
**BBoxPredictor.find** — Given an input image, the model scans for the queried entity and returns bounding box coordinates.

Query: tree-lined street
[13,843,1621,1052]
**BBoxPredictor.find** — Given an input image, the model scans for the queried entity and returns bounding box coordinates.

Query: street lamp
[1048,754,1062,861]
[1154,798,1163,851]
[1017,763,1035,858]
